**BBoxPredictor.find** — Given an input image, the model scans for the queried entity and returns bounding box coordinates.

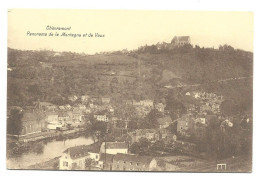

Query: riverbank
[7,127,90,158]
[8,127,86,143]
[7,135,94,169]
[26,156,60,170]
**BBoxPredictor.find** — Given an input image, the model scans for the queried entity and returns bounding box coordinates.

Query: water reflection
[7,136,94,169]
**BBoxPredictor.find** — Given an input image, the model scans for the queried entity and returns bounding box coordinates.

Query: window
[63,161,68,167]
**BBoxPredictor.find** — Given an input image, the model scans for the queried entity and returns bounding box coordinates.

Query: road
[164,76,252,89]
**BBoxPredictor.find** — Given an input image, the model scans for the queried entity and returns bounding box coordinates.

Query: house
[101,97,110,104]
[126,100,133,105]
[112,153,157,171]
[20,112,47,135]
[156,116,172,129]
[171,36,191,47]
[193,92,201,99]
[141,100,154,107]
[86,142,102,168]
[81,95,90,102]
[155,103,165,112]
[45,113,61,129]
[77,104,86,110]
[195,116,206,125]
[59,143,101,170]
[132,99,153,108]
[156,129,177,143]
[36,102,57,112]
[59,145,90,170]
[65,104,72,110]
[132,100,142,106]
[94,114,108,122]
[98,153,115,170]
[177,114,195,136]
[58,106,65,110]
[128,129,157,143]
[211,103,220,113]
[100,142,128,155]
[70,110,84,123]
[109,108,115,113]
[68,95,78,102]
[200,104,212,112]
[58,112,70,124]
[46,113,59,123]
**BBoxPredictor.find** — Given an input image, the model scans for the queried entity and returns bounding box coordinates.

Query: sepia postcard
[7,9,253,172]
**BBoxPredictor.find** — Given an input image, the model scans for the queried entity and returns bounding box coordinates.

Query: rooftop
[156,116,172,125]
[21,112,46,121]
[99,153,115,162]
[131,129,157,135]
[102,142,128,149]
[113,153,154,165]
[64,142,101,159]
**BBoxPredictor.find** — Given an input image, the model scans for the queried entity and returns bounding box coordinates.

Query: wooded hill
[7,44,253,114]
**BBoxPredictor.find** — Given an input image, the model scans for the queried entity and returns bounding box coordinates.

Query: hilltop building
[171,36,191,47]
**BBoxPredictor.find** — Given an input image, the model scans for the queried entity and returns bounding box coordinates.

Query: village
[7,88,252,171]
[6,35,253,172]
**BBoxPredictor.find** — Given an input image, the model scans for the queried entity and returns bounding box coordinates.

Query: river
[6,136,94,169]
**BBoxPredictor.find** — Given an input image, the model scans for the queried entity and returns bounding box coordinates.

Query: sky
[8,9,254,54]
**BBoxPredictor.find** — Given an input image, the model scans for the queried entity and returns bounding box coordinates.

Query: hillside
[7,45,253,114]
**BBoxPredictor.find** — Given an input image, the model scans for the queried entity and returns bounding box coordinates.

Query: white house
[59,145,90,170]
[141,100,154,107]
[100,142,128,155]
[59,143,101,170]
[47,122,63,130]
[46,114,59,123]
[185,92,191,96]
[155,103,165,112]
[94,114,108,122]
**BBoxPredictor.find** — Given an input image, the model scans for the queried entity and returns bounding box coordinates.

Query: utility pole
[103,122,108,170]
[138,58,141,79]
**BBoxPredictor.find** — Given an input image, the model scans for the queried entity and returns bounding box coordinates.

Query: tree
[130,142,141,154]
[130,137,151,155]
[128,119,138,131]
[91,120,108,141]
[138,137,151,154]
[151,140,165,151]
[140,109,162,129]
[165,97,186,120]
[220,100,238,116]
[166,121,178,134]
[7,107,23,135]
